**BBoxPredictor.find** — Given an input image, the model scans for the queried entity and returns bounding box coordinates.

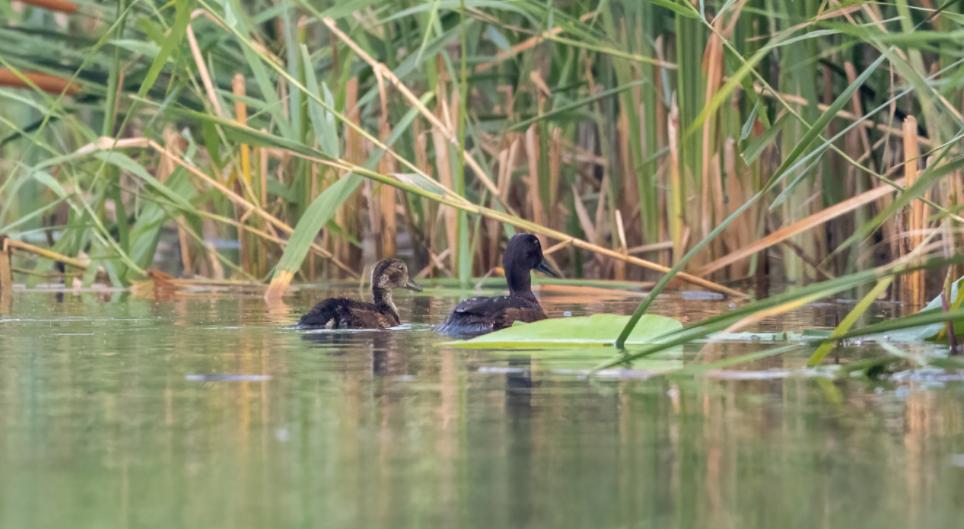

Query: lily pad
[865,276,964,343]
[441,314,682,349]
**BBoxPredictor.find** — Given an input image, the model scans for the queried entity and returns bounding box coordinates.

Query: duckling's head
[504,233,559,278]
[372,258,422,291]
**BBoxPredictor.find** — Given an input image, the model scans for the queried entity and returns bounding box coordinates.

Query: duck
[438,233,558,337]
[298,258,422,329]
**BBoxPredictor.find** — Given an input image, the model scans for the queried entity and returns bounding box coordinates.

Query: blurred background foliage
[0,0,960,303]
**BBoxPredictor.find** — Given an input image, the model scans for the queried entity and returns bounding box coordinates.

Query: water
[1,287,963,529]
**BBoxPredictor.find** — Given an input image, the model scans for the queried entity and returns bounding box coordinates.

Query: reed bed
[0,0,961,326]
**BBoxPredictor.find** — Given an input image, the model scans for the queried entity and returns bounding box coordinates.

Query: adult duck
[439,233,558,337]
[298,258,421,329]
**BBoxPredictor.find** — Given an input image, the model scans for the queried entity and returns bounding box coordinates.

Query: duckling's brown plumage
[298,258,421,329]
[439,233,558,337]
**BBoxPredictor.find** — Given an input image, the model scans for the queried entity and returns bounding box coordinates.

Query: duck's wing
[449,295,519,316]
[299,297,350,328]
[437,296,502,337]
[299,299,395,329]
[440,295,545,336]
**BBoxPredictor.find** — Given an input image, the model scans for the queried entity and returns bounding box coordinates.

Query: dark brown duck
[298,258,421,329]
[438,233,558,337]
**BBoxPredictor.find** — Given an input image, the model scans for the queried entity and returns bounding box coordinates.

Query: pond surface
[1,287,963,529]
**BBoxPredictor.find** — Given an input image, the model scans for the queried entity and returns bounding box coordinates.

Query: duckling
[298,258,422,329]
[439,233,558,337]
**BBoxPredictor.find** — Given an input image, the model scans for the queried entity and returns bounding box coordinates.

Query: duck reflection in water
[301,330,413,377]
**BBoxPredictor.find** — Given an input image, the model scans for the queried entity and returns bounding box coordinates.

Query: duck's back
[439,294,547,337]
[299,298,399,329]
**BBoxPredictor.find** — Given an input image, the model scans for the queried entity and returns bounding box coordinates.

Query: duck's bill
[536,260,560,278]
[405,279,423,292]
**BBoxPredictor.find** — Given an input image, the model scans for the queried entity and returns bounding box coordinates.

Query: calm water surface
[1,287,962,529]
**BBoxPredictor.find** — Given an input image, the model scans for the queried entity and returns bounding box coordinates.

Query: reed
[0,1,960,326]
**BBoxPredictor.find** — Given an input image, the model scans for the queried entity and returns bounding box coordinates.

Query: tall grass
[0,0,960,313]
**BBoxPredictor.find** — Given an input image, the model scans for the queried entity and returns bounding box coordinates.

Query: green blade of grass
[807,277,894,366]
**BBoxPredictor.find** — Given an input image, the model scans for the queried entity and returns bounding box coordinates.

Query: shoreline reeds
[0,0,960,352]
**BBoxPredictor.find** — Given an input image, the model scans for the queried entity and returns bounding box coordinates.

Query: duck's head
[504,233,559,278]
[372,258,422,291]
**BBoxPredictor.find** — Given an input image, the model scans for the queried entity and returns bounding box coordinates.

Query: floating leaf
[863,277,964,343]
[442,314,682,349]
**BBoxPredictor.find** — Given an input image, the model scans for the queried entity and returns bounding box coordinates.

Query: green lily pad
[441,314,682,349]
[865,276,964,343]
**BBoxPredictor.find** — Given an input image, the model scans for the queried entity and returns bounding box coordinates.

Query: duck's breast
[492,305,547,330]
